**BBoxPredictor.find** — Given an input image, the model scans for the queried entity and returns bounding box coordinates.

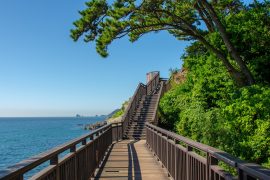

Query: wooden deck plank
[92,140,170,180]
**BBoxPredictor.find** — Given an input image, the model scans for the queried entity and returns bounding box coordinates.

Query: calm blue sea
[0,117,104,176]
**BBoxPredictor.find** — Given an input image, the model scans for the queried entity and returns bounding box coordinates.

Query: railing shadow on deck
[93,140,142,180]
[93,142,115,179]
[129,141,142,180]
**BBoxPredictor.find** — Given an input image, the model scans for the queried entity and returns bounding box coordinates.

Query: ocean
[0,117,105,177]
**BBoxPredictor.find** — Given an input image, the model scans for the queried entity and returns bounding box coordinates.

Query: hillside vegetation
[71,0,270,167]
[159,2,270,167]
[111,100,129,118]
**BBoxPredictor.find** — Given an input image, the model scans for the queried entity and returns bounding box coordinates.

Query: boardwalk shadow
[94,142,115,178]
[128,140,142,180]
[94,140,143,180]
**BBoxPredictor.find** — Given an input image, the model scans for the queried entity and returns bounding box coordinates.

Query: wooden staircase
[124,85,160,140]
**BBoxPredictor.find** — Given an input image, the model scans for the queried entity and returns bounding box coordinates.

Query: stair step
[126,136,146,139]
[126,134,146,137]
[139,105,157,107]
[133,112,155,115]
[127,131,146,134]
[139,102,158,105]
[127,129,146,132]
[132,118,153,120]
[131,121,148,123]
[134,113,155,115]
[128,125,146,128]
[130,120,147,122]
[127,130,146,133]
[128,123,146,126]
[135,109,156,112]
[134,112,155,114]
[132,119,153,121]
[134,113,155,116]
[137,105,157,108]
[127,128,145,131]
[139,100,158,103]
[141,97,158,99]
[130,123,146,126]
[132,118,151,121]
[129,122,146,125]
[135,109,155,111]
[135,111,155,113]
[140,102,157,104]
[133,116,154,119]
[125,133,145,136]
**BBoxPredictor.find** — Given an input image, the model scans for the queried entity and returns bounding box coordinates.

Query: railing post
[70,145,77,180]
[207,154,218,180]
[174,139,178,180]
[50,155,60,180]
[159,132,162,162]
[120,122,123,140]
[186,145,193,180]
[156,130,159,161]
[117,123,120,141]
[122,121,125,139]
[96,132,100,167]
[90,134,93,141]
[238,168,244,180]
[14,175,23,180]
[237,168,253,180]
[82,139,86,145]
[166,135,169,177]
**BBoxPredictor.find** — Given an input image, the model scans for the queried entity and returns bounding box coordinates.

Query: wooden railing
[121,83,147,135]
[146,71,160,95]
[122,72,161,133]
[0,123,123,180]
[2,72,269,180]
[150,80,164,125]
[146,123,270,180]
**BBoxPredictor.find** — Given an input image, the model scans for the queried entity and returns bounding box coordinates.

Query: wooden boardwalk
[2,73,269,180]
[93,140,170,180]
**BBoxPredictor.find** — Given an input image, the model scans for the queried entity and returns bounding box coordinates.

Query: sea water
[0,117,104,177]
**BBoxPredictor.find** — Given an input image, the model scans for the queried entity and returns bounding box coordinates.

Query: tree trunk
[200,0,255,85]
[195,35,247,86]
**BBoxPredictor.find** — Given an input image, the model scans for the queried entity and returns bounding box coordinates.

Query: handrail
[121,72,160,135]
[146,123,270,180]
[146,72,160,95]
[150,80,164,125]
[0,123,123,180]
[121,83,146,134]
[121,82,146,123]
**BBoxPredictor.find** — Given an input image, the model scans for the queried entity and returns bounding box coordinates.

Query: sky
[0,0,255,117]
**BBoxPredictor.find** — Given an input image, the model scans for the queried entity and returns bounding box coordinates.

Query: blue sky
[0,0,255,117]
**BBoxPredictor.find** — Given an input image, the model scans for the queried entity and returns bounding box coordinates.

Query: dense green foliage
[159,2,270,167]
[71,0,270,167]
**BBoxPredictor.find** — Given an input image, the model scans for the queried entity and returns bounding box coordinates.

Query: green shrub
[158,1,270,167]
[111,100,129,118]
